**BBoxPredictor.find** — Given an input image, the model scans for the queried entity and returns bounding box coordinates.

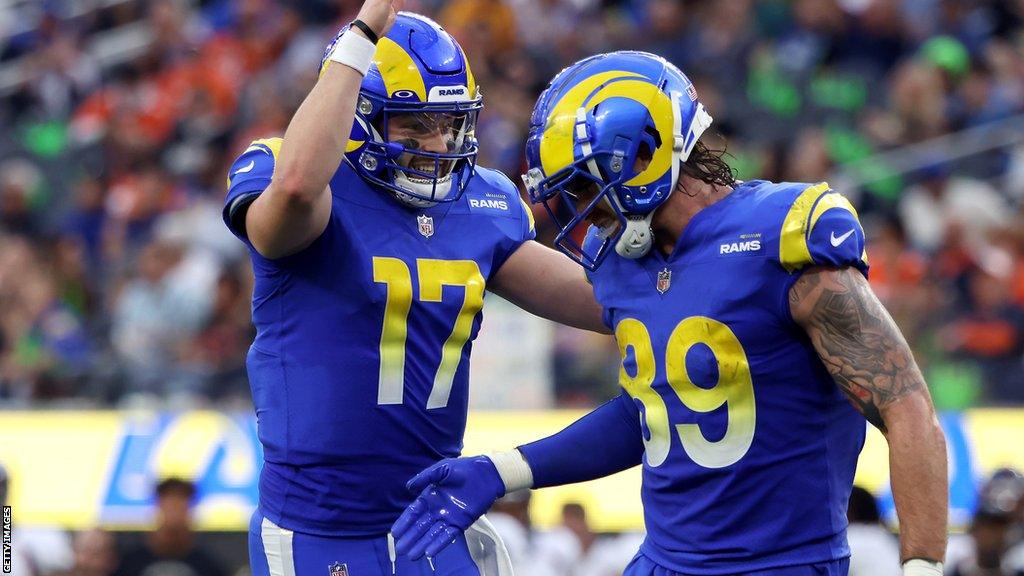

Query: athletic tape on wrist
[902,559,943,576]
[328,29,376,77]
[486,450,534,493]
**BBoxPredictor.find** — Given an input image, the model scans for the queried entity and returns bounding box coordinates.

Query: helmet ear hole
[643,124,662,149]
[635,141,654,174]
[637,142,653,162]
[634,124,659,175]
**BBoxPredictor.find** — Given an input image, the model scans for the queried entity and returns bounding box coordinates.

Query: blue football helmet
[522,51,712,269]
[320,13,482,207]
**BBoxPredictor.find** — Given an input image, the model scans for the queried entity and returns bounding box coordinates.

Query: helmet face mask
[525,155,631,270]
[328,13,483,208]
[359,98,481,207]
[522,51,713,270]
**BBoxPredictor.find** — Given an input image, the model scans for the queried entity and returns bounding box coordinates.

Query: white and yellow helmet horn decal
[539,71,643,177]
[463,46,478,99]
[539,71,681,187]
[373,37,428,100]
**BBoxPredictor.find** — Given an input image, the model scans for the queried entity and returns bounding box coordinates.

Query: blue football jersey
[586,180,869,574]
[223,138,535,536]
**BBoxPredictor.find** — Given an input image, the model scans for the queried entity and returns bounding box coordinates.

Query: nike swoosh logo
[830,229,855,247]
[233,160,255,175]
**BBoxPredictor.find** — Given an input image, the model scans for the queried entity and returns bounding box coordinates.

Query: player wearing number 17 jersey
[224,3,606,575]
[394,52,949,576]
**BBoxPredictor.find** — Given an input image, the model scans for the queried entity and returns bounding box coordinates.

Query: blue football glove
[391,456,506,560]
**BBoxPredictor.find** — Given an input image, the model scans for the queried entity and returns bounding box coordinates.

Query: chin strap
[615,212,655,259]
[611,95,711,261]
[392,170,453,208]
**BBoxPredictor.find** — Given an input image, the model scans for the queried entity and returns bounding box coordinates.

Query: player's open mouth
[406,158,454,183]
[405,172,453,186]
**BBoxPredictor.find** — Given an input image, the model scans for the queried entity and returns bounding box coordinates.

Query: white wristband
[903,559,943,576]
[486,450,534,493]
[328,29,376,77]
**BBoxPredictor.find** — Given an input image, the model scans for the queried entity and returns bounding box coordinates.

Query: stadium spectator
[109,240,189,396]
[60,176,108,273]
[556,502,645,576]
[173,268,253,404]
[937,267,1024,403]
[487,490,569,576]
[55,529,119,576]
[947,506,1024,576]
[985,469,1024,573]
[0,236,92,402]
[0,159,46,237]
[551,325,619,406]
[846,485,901,576]
[864,216,930,333]
[898,166,1011,255]
[113,478,227,576]
[486,496,645,576]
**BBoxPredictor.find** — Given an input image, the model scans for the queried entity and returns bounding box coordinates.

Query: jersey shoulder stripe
[223,137,284,239]
[777,181,867,273]
[230,138,282,184]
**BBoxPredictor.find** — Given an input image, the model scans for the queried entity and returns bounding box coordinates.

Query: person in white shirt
[554,503,644,576]
[847,486,902,576]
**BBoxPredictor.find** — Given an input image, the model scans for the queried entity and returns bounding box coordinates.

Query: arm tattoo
[789,267,925,432]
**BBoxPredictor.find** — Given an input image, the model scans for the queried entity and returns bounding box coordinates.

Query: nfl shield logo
[329,562,349,576]
[417,214,434,238]
[656,268,672,294]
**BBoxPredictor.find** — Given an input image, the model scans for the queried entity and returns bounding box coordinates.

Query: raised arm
[489,240,611,334]
[244,0,400,259]
[789,266,947,571]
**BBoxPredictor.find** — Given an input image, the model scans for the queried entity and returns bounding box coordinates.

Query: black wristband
[350,19,379,45]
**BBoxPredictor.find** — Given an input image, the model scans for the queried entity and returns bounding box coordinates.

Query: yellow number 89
[616,316,756,469]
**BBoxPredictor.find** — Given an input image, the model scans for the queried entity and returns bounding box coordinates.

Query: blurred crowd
[844,469,1024,576]
[1,0,1024,408]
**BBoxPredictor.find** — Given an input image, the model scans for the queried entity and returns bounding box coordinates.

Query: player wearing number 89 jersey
[589,178,869,572]
[394,51,948,576]
[225,4,606,575]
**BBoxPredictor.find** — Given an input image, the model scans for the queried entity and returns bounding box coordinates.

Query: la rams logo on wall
[329,562,349,576]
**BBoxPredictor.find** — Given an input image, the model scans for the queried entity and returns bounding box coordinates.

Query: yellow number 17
[372,257,485,409]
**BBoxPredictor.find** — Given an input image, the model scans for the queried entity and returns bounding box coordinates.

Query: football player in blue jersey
[222,1,609,574]
[393,51,949,576]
